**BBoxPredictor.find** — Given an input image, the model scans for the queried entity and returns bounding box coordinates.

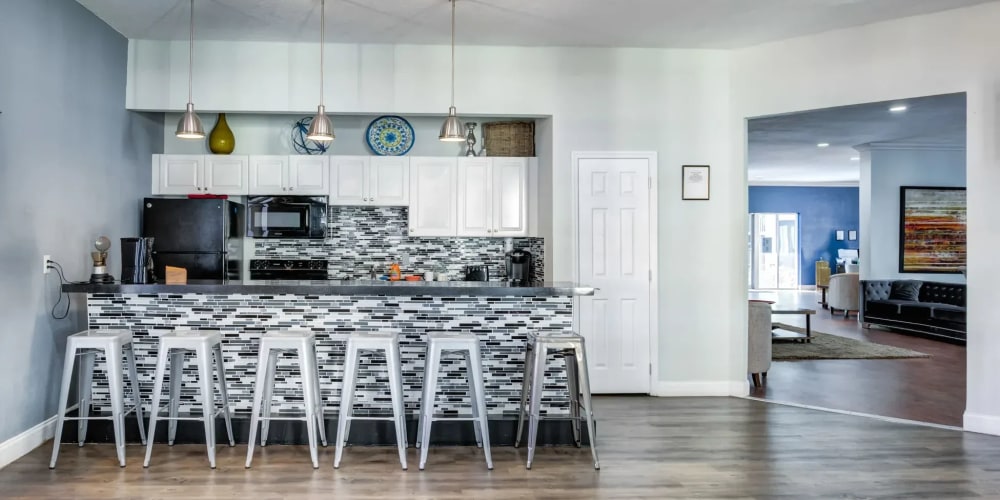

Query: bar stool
[144,330,235,469]
[50,330,146,468]
[416,332,492,471]
[335,331,407,470]
[246,330,327,469]
[514,331,600,470]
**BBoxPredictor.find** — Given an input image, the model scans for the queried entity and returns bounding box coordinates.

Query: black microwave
[247,196,327,238]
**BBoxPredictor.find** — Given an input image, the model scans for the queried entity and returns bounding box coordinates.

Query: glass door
[750,213,800,290]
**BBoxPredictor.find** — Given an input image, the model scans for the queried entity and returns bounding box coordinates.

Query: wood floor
[749,290,967,426]
[4,396,1000,498]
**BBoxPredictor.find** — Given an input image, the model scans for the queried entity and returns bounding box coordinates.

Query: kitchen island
[62,280,594,445]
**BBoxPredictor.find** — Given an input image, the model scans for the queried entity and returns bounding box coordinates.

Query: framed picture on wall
[681,165,710,200]
[848,230,857,241]
[899,186,966,273]
[836,230,845,241]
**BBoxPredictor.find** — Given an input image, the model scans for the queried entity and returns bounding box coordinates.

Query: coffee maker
[121,237,155,284]
[505,249,533,285]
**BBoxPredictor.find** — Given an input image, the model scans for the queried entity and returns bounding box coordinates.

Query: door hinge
[649,269,652,281]
[649,364,652,375]
[648,177,652,189]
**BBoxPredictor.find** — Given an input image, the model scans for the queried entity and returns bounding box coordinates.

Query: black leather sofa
[860,280,966,343]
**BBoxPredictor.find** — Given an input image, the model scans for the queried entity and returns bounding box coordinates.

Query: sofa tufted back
[861,280,965,306]
[919,282,965,306]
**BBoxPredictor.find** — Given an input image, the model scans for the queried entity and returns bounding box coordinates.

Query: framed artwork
[899,186,966,273]
[848,230,857,241]
[835,230,845,241]
[681,165,710,200]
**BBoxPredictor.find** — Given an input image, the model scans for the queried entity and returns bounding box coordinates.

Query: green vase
[209,113,235,154]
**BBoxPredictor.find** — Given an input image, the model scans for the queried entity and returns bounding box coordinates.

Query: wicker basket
[482,121,535,157]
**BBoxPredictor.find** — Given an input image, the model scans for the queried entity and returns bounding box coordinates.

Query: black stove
[249,259,330,280]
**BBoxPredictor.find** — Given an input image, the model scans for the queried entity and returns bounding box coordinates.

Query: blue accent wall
[749,187,860,286]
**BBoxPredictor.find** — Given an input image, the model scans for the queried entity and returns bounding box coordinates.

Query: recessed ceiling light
[817,143,830,148]
[851,156,860,161]
[889,105,908,113]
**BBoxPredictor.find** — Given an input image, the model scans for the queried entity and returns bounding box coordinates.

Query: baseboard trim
[651,381,747,397]
[963,412,1000,436]
[0,408,71,470]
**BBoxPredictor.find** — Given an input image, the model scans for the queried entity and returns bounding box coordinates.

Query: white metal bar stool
[514,331,599,470]
[335,331,407,470]
[143,330,235,469]
[416,332,492,470]
[50,329,146,468]
[246,330,327,469]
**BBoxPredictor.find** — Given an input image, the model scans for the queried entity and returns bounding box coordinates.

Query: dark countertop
[62,279,595,297]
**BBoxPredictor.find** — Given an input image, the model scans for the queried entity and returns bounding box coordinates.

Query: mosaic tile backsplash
[84,293,575,417]
[253,206,544,282]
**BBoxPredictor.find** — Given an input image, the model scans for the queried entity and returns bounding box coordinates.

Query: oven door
[247,198,324,238]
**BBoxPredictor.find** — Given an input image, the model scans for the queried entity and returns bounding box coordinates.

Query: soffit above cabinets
[77,0,994,49]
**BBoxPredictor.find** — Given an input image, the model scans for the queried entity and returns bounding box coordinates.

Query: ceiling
[76,0,996,49]
[747,93,967,185]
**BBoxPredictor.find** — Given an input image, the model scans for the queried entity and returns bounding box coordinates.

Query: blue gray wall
[749,186,860,286]
[0,1,162,444]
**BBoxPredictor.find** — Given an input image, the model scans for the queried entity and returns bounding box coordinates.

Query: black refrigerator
[142,198,244,281]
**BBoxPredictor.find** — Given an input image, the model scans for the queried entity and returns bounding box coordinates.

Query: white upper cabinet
[455,157,528,237]
[457,158,492,236]
[491,157,529,236]
[288,156,329,195]
[330,156,409,206]
[330,156,368,205]
[249,156,287,194]
[369,157,409,205]
[154,154,248,195]
[408,157,458,236]
[248,156,328,195]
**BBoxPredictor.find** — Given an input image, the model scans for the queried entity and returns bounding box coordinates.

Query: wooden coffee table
[771,308,816,343]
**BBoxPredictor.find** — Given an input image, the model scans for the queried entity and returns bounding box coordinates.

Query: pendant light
[439,0,464,141]
[175,0,204,139]
[306,0,334,142]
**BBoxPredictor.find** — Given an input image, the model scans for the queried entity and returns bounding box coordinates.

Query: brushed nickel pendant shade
[306,0,334,142]
[175,0,204,139]
[439,0,464,142]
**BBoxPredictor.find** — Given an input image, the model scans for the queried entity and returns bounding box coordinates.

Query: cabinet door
[158,155,203,195]
[204,156,249,195]
[492,157,529,236]
[369,157,409,206]
[408,157,458,237]
[289,156,329,195]
[456,158,492,236]
[329,156,368,205]
[249,156,287,194]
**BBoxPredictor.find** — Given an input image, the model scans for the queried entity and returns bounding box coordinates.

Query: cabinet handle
[282,187,287,191]
[289,186,294,191]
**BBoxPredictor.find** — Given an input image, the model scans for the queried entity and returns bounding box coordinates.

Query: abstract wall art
[899,186,966,273]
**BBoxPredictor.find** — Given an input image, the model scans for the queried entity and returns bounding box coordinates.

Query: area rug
[771,323,930,360]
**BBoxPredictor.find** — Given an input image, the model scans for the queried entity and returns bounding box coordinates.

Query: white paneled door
[577,156,652,394]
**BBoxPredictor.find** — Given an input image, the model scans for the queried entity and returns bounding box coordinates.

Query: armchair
[748,300,773,387]
[828,272,860,317]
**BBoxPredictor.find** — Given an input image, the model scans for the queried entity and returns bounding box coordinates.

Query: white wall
[0,0,162,449]
[731,2,1000,434]
[161,113,533,156]
[859,145,966,283]
[128,41,738,394]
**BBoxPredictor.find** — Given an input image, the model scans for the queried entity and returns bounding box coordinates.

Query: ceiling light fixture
[889,105,908,113]
[817,143,830,148]
[439,0,464,142]
[175,0,204,139]
[851,156,860,161]
[306,0,334,142]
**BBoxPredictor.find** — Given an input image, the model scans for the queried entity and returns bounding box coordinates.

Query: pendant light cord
[319,0,325,107]
[450,0,456,108]
[188,0,194,105]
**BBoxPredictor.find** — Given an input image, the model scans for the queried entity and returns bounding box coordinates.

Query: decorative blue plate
[366,115,415,156]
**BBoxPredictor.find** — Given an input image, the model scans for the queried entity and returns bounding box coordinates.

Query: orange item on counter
[404,275,422,281]
[389,263,402,281]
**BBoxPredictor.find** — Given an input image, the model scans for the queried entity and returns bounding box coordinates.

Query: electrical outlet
[402,253,411,266]
[43,255,51,274]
